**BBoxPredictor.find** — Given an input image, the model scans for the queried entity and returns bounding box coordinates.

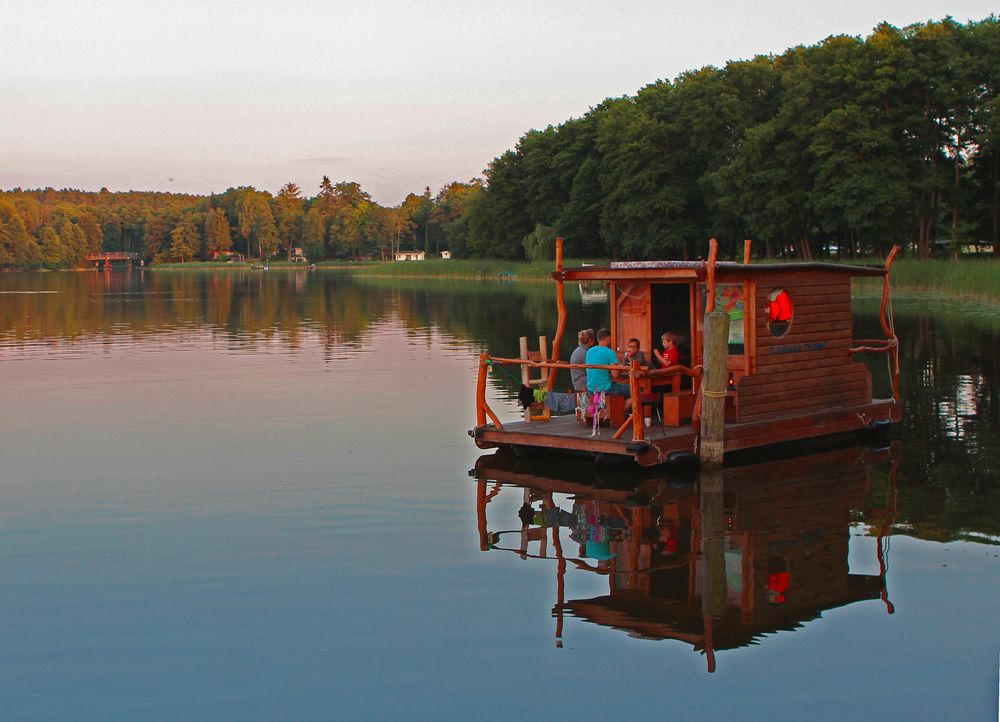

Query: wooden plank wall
[727,451,872,621]
[615,281,652,351]
[737,273,871,423]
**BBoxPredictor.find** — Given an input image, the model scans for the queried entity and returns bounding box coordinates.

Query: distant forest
[0,16,997,268]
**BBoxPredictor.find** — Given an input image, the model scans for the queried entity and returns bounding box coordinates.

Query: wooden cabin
[471,240,902,466]
[472,442,899,670]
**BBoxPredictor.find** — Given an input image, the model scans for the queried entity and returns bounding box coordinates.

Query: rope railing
[849,338,898,354]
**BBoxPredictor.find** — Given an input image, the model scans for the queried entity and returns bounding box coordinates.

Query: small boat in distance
[470,239,902,466]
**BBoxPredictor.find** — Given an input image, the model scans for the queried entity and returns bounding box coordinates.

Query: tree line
[0,179,483,268]
[0,16,996,268]
[466,16,999,261]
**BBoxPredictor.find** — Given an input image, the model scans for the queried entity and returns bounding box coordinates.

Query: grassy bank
[148,256,1000,303]
[343,258,609,280]
[884,258,1000,302]
[347,257,1000,303]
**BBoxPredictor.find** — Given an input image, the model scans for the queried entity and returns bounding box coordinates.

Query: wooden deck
[472,398,899,466]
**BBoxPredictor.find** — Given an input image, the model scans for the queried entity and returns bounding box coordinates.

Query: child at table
[654,332,682,368]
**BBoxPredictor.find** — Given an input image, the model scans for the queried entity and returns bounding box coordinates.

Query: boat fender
[864,419,892,436]
[625,441,651,454]
[667,450,699,467]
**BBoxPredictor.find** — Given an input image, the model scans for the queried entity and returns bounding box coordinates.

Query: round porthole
[767,287,792,337]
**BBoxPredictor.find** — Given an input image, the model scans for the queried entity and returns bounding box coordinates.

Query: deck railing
[476,355,701,443]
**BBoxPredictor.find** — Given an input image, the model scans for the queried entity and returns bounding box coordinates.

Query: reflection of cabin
[395,250,426,261]
[472,241,902,466]
[473,442,899,670]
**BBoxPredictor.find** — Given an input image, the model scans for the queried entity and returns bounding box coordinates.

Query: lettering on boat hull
[768,341,829,355]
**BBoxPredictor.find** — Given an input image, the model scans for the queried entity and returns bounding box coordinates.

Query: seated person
[623,337,649,367]
[653,331,683,369]
[570,328,595,392]
[586,328,630,397]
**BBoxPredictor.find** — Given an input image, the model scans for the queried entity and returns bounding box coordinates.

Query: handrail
[481,355,703,444]
[486,356,700,381]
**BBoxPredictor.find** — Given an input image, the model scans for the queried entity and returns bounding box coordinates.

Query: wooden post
[476,354,488,427]
[547,237,566,392]
[700,312,730,466]
[477,479,489,551]
[538,335,548,385]
[519,337,531,422]
[630,359,643,441]
[700,464,725,673]
[705,238,718,313]
[743,239,752,265]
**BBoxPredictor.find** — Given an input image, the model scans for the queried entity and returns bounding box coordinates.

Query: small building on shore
[395,250,426,261]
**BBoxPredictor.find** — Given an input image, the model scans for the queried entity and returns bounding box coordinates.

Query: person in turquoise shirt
[585,328,630,397]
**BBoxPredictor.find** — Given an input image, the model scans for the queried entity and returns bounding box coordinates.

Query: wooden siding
[736,274,871,423]
[614,281,653,351]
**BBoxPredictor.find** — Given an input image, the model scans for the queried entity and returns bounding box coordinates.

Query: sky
[1,0,995,206]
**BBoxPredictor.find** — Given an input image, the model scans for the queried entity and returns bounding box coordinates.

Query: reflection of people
[586,329,629,396]
[654,332,682,368]
[570,328,595,392]
[657,524,679,554]
[623,337,649,367]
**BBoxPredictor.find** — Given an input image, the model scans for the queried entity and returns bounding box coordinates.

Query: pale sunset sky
[1,0,995,205]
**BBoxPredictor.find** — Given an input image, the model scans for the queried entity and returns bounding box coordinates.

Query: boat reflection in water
[472,441,899,672]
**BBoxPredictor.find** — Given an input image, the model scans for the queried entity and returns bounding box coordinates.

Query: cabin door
[613,281,650,353]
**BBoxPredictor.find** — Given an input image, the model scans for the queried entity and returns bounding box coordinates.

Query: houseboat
[470,239,901,466]
[471,441,899,669]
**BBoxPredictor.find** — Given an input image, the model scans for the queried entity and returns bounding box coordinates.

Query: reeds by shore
[150,256,1000,304]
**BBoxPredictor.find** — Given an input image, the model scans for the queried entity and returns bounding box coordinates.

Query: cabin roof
[557,260,887,281]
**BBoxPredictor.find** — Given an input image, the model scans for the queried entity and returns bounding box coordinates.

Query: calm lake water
[1,269,998,721]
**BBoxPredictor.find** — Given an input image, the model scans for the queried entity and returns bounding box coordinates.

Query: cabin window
[700,283,745,355]
[767,287,793,337]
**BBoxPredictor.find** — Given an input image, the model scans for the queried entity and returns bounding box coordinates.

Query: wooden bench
[662,391,738,427]
[663,392,696,427]
[582,393,629,428]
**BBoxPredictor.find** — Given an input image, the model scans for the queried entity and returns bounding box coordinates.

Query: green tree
[59,219,88,263]
[37,225,68,267]
[236,189,277,259]
[301,206,326,261]
[0,200,39,266]
[204,207,232,257]
[275,182,304,259]
[168,216,200,261]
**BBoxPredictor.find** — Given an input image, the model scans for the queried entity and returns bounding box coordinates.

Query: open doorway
[651,283,692,368]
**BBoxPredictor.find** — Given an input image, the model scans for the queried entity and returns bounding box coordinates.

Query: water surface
[1,270,997,720]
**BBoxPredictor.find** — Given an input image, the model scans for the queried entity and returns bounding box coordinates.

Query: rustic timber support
[547,237,566,392]
[476,354,488,427]
[700,464,726,673]
[700,312,730,466]
[519,335,551,422]
[476,354,503,430]
[705,238,719,312]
